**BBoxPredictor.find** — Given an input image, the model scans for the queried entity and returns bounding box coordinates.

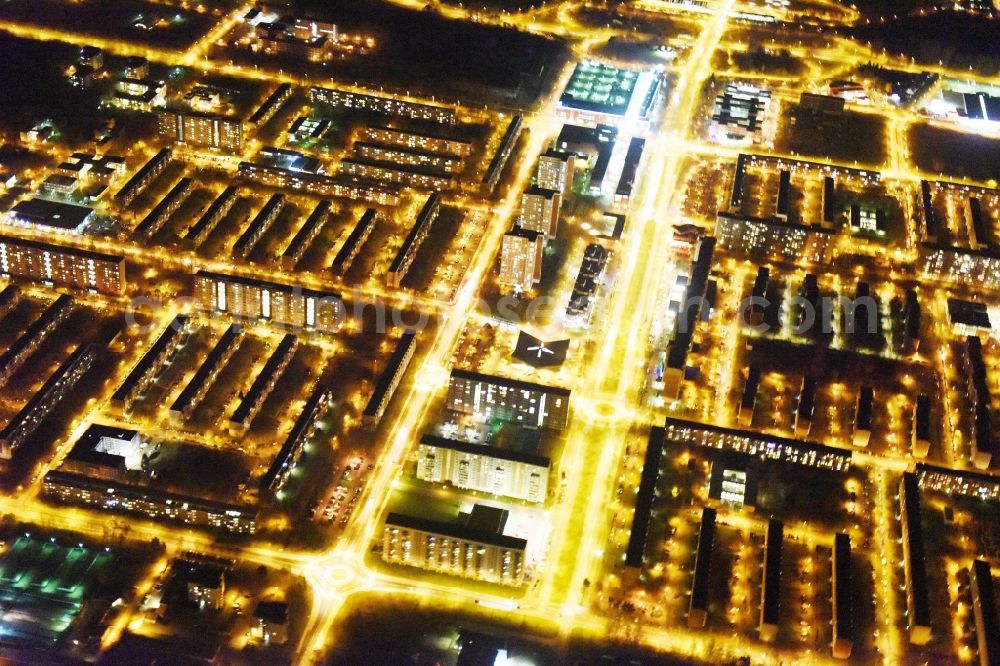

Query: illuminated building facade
[382,505,526,586]
[715,211,835,263]
[0,235,126,294]
[499,228,544,292]
[43,470,258,533]
[664,417,853,471]
[416,434,550,503]
[536,150,575,194]
[310,87,457,124]
[363,126,472,156]
[193,271,344,333]
[447,369,571,430]
[519,186,561,236]
[157,109,244,153]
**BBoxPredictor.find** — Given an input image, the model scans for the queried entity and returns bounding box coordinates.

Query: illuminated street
[1,0,1000,663]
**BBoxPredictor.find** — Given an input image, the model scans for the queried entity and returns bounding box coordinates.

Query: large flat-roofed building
[710,83,775,146]
[260,384,332,498]
[134,177,193,237]
[499,227,544,292]
[310,86,457,124]
[759,519,783,642]
[233,194,285,261]
[169,324,244,422]
[112,315,192,411]
[249,83,292,126]
[715,211,835,263]
[354,142,463,174]
[6,198,95,234]
[42,470,258,533]
[519,186,561,236]
[688,507,717,628]
[0,343,100,459]
[339,158,452,191]
[185,185,239,243]
[416,434,550,503]
[230,334,297,432]
[899,472,932,644]
[61,424,145,483]
[386,193,441,288]
[193,271,344,333]
[664,417,854,472]
[482,115,523,193]
[970,559,999,666]
[363,330,417,429]
[536,150,575,195]
[157,109,243,153]
[832,533,855,659]
[382,504,526,586]
[0,235,125,294]
[664,236,715,400]
[964,335,996,470]
[555,123,618,195]
[282,200,330,270]
[915,462,1000,502]
[0,293,72,389]
[331,208,377,275]
[623,426,665,584]
[238,161,399,206]
[362,126,472,156]
[557,60,661,130]
[115,147,171,207]
[921,242,1000,290]
[446,369,570,430]
[913,394,932,458]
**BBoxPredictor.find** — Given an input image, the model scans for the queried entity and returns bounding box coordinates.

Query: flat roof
[331,208,377,270]
[186,185,239,240]
[363,331,417,418]
[450,368,571,398]
[170,324,243,413]
[901,472,931,629]
[135,177,193,235]
[560,61,641,116]
[113,315,189,402]
[948,298,991,329]
[624,427,665,568]
[9,197,94,231]
[116,147,171,202]
[45,469,256,517]
[690,507,717,614]
[0,294,72,374]
[283,200,330,259]
[420,433,550,468]
[664,416,854,464]
[761,519,783,625]
[260,384,331,492]
[0,234,125,264]
[833,533,855,642]
[231,334,297,426]
[388,193,442,274]
[196,270,341,302]
[384,511,527,551]
[234,193,285,256]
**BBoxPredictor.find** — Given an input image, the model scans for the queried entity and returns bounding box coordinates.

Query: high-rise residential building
[519,186,561,236]
[499,228,544,292]
[382,504,526,586]
[157,109,244,153]
[416,434,550,503]
[446,369,570,430]
[0,235,125,294]
[193,271,344,333]
[536,149,575,194]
